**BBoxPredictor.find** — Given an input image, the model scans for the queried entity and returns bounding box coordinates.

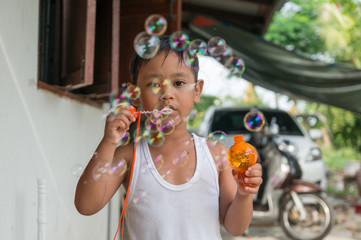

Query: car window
[210,110,304,136]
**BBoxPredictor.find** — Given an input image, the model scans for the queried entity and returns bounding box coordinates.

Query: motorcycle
[248,119,333,240]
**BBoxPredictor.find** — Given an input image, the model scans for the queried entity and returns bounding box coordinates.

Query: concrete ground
[221,195,361,240]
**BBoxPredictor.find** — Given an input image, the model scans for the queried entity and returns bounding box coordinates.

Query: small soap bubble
[148,131,165,147]
[109,158,127,176]
[132,190,148,204]
[186,110,198,125]
[92,161,110,182]
[91,152,98,159]
[133,128,148,142]
[151,78,171,97]
[118,131,130,146]
[207,36,227,56]
[144,14,168,36]
[184,51,199,72]
[169,31,189,51]
[227,57,245,78]
[215,48,233,67]
[157,119,175,135]
[113,102,130,115]
[160,167,172,179]
[208,130,227,147]
[214,149,229,171]
[140,162,153,174]
[134,31,160,59]
[172,150,189,167]
[184,136,194,146]
[71,164,83,177]
[184,168,195,182]
[127,84,141,100]
[188,39,207,56]
[145,118,159,132]
[154,154,164,170]
[109,88,128,107]
[244,110,265,132]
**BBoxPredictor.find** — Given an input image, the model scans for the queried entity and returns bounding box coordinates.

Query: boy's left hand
[233,163,263,196]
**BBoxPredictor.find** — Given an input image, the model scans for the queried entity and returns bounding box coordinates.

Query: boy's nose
[160,88,175,100]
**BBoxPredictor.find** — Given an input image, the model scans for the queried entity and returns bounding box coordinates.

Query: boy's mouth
[161,105,175,114]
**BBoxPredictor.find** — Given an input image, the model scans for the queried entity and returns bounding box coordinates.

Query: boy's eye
[174,81,185,87]
[148,82,160,88]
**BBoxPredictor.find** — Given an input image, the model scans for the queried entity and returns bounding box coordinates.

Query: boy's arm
[74,106,136,215]
[209,142,262,236]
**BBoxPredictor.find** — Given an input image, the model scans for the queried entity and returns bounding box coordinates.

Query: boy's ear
[194,79,204,103]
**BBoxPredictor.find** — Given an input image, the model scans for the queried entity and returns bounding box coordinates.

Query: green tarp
[188,16,361,113]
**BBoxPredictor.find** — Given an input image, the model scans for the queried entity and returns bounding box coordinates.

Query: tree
[265,0,361,156]
[318,1,361,67]
[265,0,327,57]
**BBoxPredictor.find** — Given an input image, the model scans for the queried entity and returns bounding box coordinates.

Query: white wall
[0,1,120,239]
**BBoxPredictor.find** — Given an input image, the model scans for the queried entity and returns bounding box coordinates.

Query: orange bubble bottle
[228,135,257,188]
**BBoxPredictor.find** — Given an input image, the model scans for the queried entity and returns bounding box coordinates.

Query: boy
[75,36,263,239]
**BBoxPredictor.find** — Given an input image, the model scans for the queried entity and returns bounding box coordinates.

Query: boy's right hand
[103,105,137,145]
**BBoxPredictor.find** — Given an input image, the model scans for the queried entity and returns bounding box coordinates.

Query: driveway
[221,195,361,240]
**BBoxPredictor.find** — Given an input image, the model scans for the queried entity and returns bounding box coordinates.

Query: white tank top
[126,133,222,240]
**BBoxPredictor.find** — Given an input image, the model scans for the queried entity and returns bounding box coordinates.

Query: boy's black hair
[129,35,199,84]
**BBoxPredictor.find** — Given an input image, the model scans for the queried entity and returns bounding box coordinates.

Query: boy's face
[134,51,203,126]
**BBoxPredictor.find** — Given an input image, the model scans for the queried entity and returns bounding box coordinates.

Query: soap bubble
[154,154,164,170]
[127,84,141,100]
[109,88,129,107]
[134,31,160,59]
[208,130,227,147]
[227,57,245,78]
[151,78,171,97]
[185,168,197,182]
[145,118,159,132]
[92,161,110,182]
[169,31,189,51]
[214,149,229,171]
[186,110,198,125]
[109,158,127,176]
[91,151,98,159]
[117,131,130,146]
[172,150,189,167]
[157,119,175,135]
[214,47,233,67]
[188,39,207,56]
[144,14,168,36]
[71,164,83,177]
[147,131,165,147]
[207,36,227,56]
[184,51,199,72]
[244,110,265,132]
[132,189,148,204]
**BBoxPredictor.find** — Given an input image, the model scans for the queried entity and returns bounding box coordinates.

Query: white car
[198,106,327,189]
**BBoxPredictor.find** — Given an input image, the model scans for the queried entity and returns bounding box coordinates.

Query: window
[211,109,303,136]
[38,0,181,105]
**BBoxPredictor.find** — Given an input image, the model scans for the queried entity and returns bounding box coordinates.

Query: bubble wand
[113,106,173,240]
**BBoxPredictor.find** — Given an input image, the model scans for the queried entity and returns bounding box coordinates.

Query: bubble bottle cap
[129,106,138,119]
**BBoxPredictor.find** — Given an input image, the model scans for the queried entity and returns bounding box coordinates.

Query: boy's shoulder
[114,142,135,164]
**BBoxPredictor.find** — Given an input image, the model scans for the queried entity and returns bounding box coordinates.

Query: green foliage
[188,95,222,129]
[265,0,327,56]
[326,185,357,196]
[321,145,361,170]
[266,0,361,155]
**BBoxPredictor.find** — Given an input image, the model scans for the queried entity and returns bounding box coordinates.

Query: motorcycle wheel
[279,193,333,240]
